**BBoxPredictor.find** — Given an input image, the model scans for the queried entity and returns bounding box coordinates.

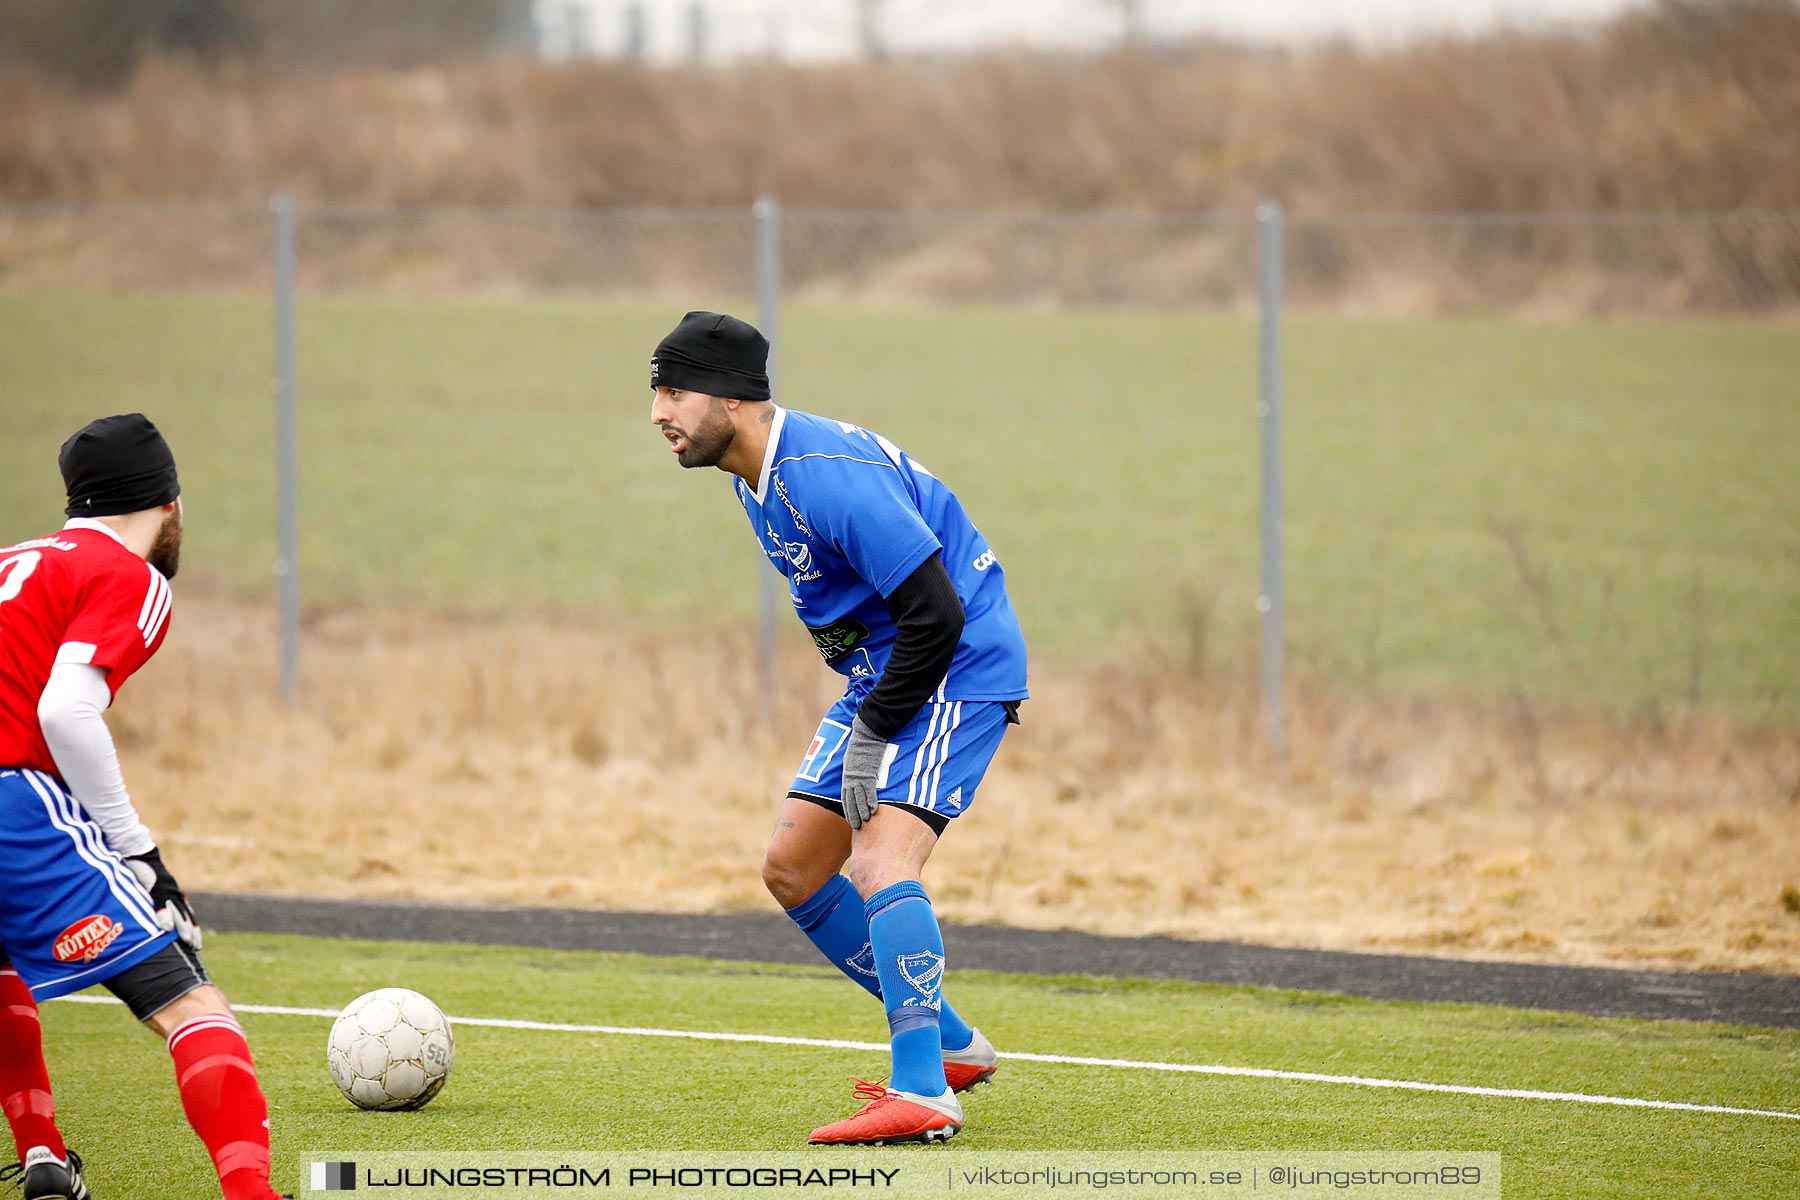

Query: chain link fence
[2,200,1796,724]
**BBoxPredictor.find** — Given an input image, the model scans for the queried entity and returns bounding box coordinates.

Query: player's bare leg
[141,981,239,1038]
[843,804,939,898]
[140,984,282,1200]
[762,797,851,910]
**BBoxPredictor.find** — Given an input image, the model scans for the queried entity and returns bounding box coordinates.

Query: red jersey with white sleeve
[0,519,172,775]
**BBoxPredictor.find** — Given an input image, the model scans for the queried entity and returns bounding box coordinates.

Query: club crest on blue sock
[782,875,974,1055]
[896,951,945,1011]
[847,941,879,980]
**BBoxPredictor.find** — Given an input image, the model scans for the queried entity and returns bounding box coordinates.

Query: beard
[146,507,183,580]
[675,398,737,469]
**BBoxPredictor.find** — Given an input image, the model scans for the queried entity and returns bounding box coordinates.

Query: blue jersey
[735,409,1027,702]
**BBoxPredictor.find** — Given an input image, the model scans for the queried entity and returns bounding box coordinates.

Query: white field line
[55,995,1800,1122]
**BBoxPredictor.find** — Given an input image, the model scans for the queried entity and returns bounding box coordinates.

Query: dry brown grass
[2,4,1797,214]
[114,587,1800,976]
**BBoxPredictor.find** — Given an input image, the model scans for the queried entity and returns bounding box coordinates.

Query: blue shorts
[788,695,1017,828]
[0,769,177,1001]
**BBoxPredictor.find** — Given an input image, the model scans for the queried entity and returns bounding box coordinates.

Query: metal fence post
[272,193,300,706]
[1256,200,1286,753]
[753,197,782,713]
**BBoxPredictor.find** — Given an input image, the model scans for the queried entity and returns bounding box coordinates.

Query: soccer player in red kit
[0,416,289,1200]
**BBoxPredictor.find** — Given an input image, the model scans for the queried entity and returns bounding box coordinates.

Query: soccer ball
[326,988,455,1111]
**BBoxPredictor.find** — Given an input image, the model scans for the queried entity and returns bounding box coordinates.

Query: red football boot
[942,1027,999,1094]
[808,1079,963,1146]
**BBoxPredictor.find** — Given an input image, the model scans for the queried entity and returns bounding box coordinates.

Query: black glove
[124,847,202,951]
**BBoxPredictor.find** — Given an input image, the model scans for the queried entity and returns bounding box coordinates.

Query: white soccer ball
[326,988,455,1111]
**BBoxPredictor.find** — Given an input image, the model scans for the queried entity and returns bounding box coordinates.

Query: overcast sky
[1177,0,1646,45]
[878,0,1650,51]
[539,0,1653,64]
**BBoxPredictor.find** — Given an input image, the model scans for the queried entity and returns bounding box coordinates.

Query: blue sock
[785,875,883,999]
[864,881,950,1096]
[785,876,975,1052]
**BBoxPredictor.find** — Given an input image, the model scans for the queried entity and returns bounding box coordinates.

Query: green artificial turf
[30,933,1800,1198]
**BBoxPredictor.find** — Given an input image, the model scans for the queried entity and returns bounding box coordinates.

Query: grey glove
[840,715,889,830]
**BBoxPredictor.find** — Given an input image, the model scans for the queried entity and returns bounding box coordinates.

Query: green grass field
[2,289,1796,715]
[34,933,1800,1198]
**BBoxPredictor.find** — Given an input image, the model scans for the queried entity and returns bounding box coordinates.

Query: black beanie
[651,311,771,401]
[59,414,181,518]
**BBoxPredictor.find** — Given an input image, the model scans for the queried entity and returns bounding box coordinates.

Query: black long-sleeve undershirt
[855,552,965,741]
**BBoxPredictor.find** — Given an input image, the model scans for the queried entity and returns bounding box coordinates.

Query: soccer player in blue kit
[648,312,1028,1145]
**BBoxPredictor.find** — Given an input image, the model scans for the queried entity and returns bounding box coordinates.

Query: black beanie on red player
[60,413,181,518]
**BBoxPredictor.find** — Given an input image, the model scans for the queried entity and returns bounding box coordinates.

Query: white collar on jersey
[752,405,788,507]
[62,517,128,548]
